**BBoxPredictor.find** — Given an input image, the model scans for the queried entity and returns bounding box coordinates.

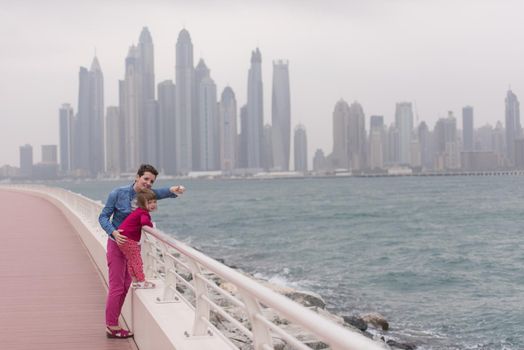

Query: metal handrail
[3,185,385,350]
[141,225,384,350]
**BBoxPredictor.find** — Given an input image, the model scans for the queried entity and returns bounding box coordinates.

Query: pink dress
[117,208,152,281]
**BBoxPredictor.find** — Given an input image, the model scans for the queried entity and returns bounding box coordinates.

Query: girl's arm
[140,213,154,228]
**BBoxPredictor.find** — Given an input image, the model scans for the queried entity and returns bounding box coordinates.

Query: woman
[98,164,185,338]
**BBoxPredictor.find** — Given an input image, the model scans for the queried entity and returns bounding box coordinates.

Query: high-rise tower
[158,80,176,174]
[462,106,474,152]
[247,48,264,169]
[175,29,194,174]
[74,57,104,176]
[369,115,385,170]
[198,76,218,170]
[271,60,291,171]
[138,27,157,166]
[123,46,141,171]
[294,124,307,172]
[395,102,414,165]
[193,59,211,170]
[89,57,105,175]
[238,105,248,168]
[59,104,74,174]
[105,106,120,175]
[505,89,521,164]
[19,144,33,178]
[331,99,350,169]
[139,27,155,107]
[219,87,237,171]
[347,102,366,171]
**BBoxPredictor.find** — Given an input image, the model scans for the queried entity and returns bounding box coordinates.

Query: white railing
[4,185,385,350]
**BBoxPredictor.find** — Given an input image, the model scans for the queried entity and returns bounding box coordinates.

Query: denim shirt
[98,183,177,240]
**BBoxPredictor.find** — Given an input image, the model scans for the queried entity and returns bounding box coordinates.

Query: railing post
[157,242,180,303]
[239,291,273,350]
[187,260,210,336]
[142,233,157,279]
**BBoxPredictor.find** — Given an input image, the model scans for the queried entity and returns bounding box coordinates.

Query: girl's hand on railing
[170,185,186,195]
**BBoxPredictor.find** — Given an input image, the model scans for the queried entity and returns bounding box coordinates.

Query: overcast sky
[1,0,524,166]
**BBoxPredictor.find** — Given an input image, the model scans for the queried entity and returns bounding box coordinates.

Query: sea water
[52,176,524,349]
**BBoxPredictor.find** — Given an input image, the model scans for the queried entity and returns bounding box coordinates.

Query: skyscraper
[369,115,385,170]
[418,121,432,170]
[238,105,248,169]
[434,112,460,170]
[271,60,291,171]
[476,124,494,151]
[118,80,126,172]
[313,149,327,172]
[138,27,155,111]
[89,57,105,175]
[74,67,89,173]
[19,144,33,178]
[462,106,474,152]
[120,28,157,172]
[294,124,307,172]
[218,87,237,171]
[395,102,414,165]
[246,48,264,169]
[74,57,104,176]
[158,80,176,174]
[105,106,120,175]
[331,99,350,169]
[41,145,57,164]
[347,102,366,171]
[175,29,194,174]
[198,76,218,170]
[386,125,400,165]
[123,46,141,171]
[143,100,159,165]
[494,121,506,157]
[262,124,273,170]
[505,89,521,164]
[193,59,211,171]
[138,27,157,166]
[59,103,74,174]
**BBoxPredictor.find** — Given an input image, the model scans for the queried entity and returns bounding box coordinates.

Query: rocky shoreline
[173,254,417,350]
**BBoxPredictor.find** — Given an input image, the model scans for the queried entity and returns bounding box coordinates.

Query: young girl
[118,188,158,289]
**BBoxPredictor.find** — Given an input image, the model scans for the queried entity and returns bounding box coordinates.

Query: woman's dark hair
[137,164,159,177]
[136,189,157,209]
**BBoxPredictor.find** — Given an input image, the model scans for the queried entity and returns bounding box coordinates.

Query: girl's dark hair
[136,189,157,209]
[137,164,159,177]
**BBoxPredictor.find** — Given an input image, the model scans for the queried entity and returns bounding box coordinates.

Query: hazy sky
[1,0,524,166]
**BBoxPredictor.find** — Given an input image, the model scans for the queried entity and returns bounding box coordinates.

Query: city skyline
[2,0,524,165]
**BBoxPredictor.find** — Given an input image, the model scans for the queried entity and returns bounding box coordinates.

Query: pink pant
[105,239,132,327]
[119,239,145,282]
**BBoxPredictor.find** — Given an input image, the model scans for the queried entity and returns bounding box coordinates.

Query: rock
[262,308,289,325]
[361,312,389,331]
[220,282,238,294]
[343,315,368,331]
[386,339,417,350]
[272,337,286,350]
[284,291,326,309]
[309,306,345,326]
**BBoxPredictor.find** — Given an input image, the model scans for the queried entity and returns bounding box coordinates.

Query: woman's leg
[105,239,131,327]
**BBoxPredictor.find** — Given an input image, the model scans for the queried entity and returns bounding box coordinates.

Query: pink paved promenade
[0,189,137,350]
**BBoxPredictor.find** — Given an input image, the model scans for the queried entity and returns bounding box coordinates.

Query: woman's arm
[99,189,118,236]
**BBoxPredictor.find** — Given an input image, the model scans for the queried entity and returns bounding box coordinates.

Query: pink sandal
[106,327,134,338]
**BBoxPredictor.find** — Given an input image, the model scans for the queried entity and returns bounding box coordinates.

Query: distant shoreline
[3,169,524,183]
